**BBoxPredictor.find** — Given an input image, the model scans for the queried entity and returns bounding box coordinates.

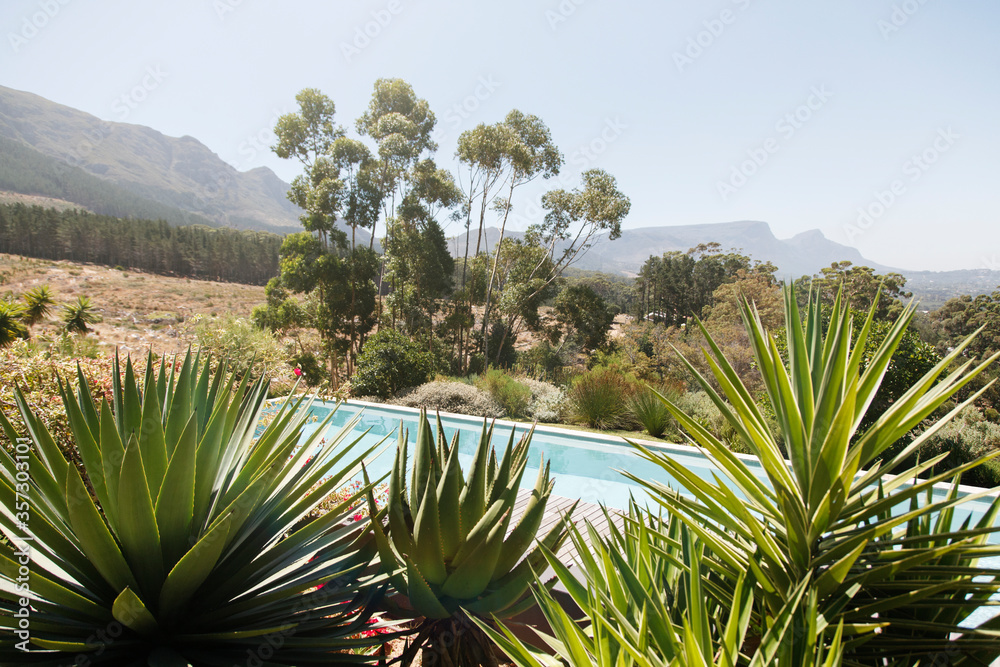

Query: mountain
[0,85,301,232]
[449,220,892,278]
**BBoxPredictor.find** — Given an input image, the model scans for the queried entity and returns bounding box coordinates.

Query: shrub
[520,377,567,423]
[351,328,434,398]
[395,381,504,419]
[569,366,638,430]
[292,350,326,386]
[628,385,677,438]
[514,340,565,382]
[191,314,290,383]
[475,369,532,419]
[906,406,1000,488]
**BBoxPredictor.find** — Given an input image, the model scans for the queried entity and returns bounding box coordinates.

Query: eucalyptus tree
[454,123,513,369]
[356,78,441,324]
[474,168,630,364]
[383,159,461,334]
[269,89,378,382]
[480,110,562,367]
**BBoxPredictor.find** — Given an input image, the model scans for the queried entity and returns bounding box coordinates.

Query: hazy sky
[2,0,998,272]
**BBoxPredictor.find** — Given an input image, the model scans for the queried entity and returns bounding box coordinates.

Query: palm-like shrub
[370,411,574,666]
[21,285,55,327]
[62,295,98,334]
[0,299,27,347]
[635,287,1000,662]
[0,352,386,665]
[480,506,844,666]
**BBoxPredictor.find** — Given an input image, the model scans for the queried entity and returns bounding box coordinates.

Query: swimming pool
[294,398,1000,528]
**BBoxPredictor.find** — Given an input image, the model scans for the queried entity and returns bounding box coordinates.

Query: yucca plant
[369,411,575,667]
[479,506,844,667]
[0,299,27,347]
[0,351,387,665]
[634,285,1000,662]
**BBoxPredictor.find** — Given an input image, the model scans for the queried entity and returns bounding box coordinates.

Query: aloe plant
[633,286,1000,662]
[478,506,844,667]
[0,352,386,665]
[369,411,574,667]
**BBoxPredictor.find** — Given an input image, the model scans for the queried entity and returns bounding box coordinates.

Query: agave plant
[0,351,387,665]
[369,411,574,667]
[478,506,844,667]
[633,285,1000,662]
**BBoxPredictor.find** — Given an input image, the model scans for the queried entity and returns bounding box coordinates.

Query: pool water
[295,399,999,527]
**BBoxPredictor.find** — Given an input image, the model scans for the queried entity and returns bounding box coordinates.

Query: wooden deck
[513,488,624,564]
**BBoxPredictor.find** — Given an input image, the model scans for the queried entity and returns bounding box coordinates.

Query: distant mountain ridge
[449,221,999,307]
[449,220,892,278]
[0,85,301,232]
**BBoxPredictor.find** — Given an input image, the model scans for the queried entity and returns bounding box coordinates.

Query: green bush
[0,353,385,664]
[514,340,565,382]
[907,406,1000,488]
[628,385,677,438]
[569,366,638,430]
[475,369,532,419]
[351,328,434,398]
[191,314,290,382]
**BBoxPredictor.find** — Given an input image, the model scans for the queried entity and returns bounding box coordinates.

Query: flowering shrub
[0,341,116,463]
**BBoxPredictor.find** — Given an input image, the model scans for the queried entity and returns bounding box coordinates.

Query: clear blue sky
[2,0,998,271]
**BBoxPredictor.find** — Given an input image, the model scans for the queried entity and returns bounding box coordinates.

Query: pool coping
[270,394,1000,502]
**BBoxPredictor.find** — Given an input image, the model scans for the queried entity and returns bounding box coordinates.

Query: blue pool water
[292,399,1000,527]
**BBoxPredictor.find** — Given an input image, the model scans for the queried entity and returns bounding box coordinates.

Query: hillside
[0,254,265,358]
[0,136,218,226]
[0,85,301,232]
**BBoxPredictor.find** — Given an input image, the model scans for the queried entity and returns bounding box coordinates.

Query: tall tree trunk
[481,181,516,371]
